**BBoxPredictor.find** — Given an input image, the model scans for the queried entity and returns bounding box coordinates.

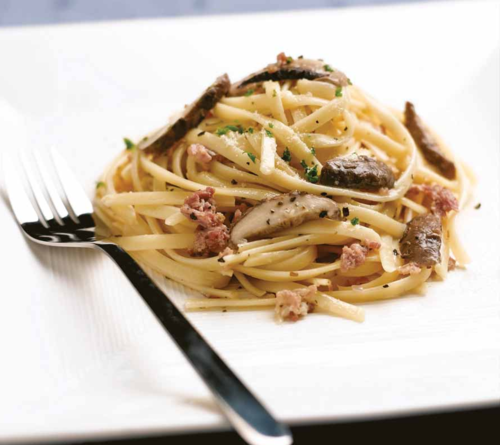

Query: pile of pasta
[95,65,474,323]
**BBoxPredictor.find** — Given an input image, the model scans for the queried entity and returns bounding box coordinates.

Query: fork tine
[33,150,69,222]
[20,150,55,225]
[50,147,93,219]
[2,152,40,225]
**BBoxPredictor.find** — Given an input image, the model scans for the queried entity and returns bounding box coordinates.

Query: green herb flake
[124,137,135,150]
[272,89,277,98]
[300,160,319,183]
[216,125,243,136]
[282,147,292,163]
[269,123,274,128]
[324,64,334,72]
[286,56,293,64]
[244,151,256,163]
[335,87,343,98]
[347,78,353,85]
[310,147,316,156]
[96,181,105,189]
[244,88,255,97]
[247,127,254,134]
[350,217,360,226]
[265,129,273,138]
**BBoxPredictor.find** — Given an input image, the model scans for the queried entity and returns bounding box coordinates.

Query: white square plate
[0,0,499,442]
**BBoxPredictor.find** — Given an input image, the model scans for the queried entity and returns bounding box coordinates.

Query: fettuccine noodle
[95,54,473,324]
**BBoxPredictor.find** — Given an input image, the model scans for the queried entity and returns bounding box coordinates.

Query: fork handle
[95,242,292,445]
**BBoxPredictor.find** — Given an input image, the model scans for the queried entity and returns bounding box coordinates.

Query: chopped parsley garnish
[319,211,328,218]
[347,78,353,85]
[282,147,292,163]
[227,125,243,133]
[286,56,293,64]
[96,181,105,189]
[216,125,244,136]
[350,217,360,226]
[300,160,319,183]
[272,89,277,97]
[335,87,343,97]
[269,123,274,128]
[123,137,135,150]
[244,151,256,163]
[323,64,334,72]
[244,88,255,97]
[264,129,273,138]
[474,203,481,210]
[310,147,316,156]
[247,127,254,134]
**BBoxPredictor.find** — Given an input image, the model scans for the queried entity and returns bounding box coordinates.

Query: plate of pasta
[0,1,498,442]
[95,54,473,324]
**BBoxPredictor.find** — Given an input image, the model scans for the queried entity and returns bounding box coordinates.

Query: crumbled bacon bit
[363,239,382,250]
[408,184,459,217]
[275,285,317,322]
[181,187,229,256]
[232,209,243,224]
[181,187,221,228]
[187,143,215,171]
[276,52,288,66]
[398,262,422,275]
[192,226,230,256]
[340,243,368,272]
[448,257,456,271]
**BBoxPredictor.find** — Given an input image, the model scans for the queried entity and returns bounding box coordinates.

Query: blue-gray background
[0,0,445,27]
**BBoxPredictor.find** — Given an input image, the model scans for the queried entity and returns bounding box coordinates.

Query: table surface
[0,0,437,27]
[78,404,499,444]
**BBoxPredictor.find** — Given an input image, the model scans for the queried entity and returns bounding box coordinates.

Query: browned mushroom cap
[400,213,442,267]
[230,191,340,246]
[230,57,349,96]
[404,102,456,179]
[319,155,396,191]
[139,74,231,153]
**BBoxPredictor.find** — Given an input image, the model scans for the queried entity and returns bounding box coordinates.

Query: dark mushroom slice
[230,191,340,245]
[404,102,456,179]
[400,213,442,267]
[319,155,395,191]
[230,57,349,96]
[139,73,231,153]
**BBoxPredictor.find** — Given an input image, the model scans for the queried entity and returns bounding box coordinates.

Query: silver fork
[3,148,292,445]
